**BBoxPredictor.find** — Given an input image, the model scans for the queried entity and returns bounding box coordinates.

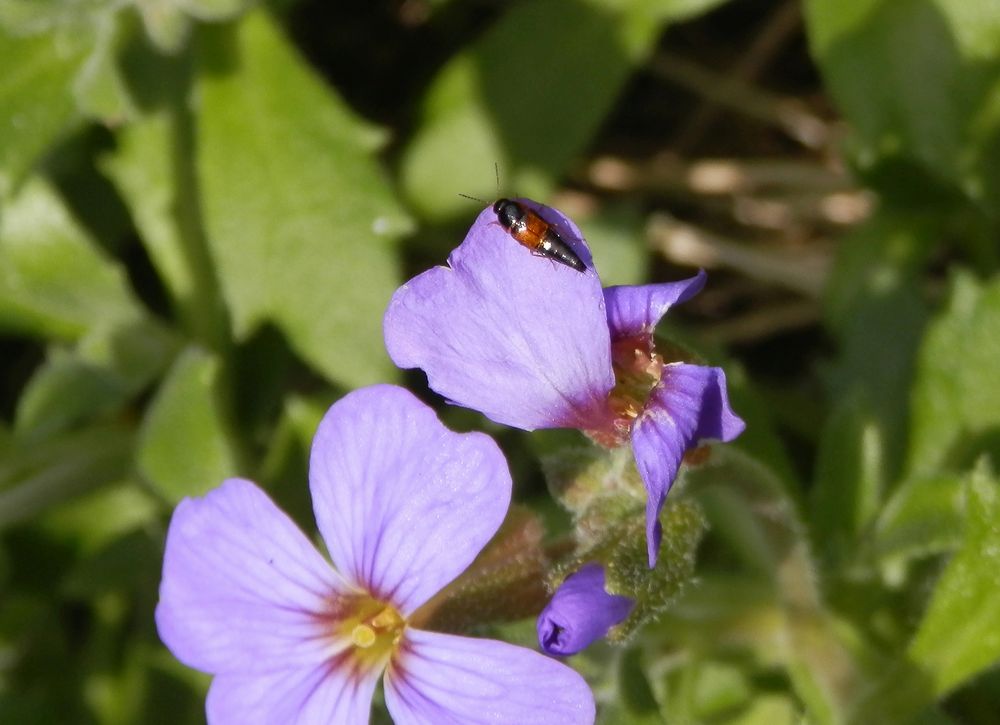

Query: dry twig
[647,213,831,298]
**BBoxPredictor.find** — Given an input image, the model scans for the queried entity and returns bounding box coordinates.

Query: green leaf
[728,695,799,725]
[724,365,801,498]
[37,481,159,555]
[15,317,179,440]
[654,656,756,724]
[15,348,129,440]
[195,10,410,387]
[909,466,1000,696]
[585,0,729,17]
[137,346,239,502]
[74,315,181,390]
[0,177,143,340]
[174,0,251,21]
[689,448,807,581]
[0,26,86,195]
[810,394,887,568]
[132,643,211,725]
[0,594,82,722]
[689,660,753,720]
[687,449,873,724]
[101,111,187,308]
[400,0,728,220]
[62,528,160,599]
[0,0,105,33]
[1,2,142,126]
[132,0,190,53]
[805,0,1000,210]
[617,647,660,718]
[872,472,965,564]
[811,212,936,575]
[575,203,647,286]
[101,108,229,347]
[71,7,137,123]
[130,0,253,54]
[258,394,329,529]
[818,212,932,504]
[822,209,937,336]
[907,271,1000,478]
[0,424,134,528]
[595,704,662,725]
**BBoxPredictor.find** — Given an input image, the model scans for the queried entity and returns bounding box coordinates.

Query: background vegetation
[2,0,1000,722]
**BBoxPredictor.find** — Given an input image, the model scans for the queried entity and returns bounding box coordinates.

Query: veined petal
[632,364,745,567]
[310,385,512,616]
[156,478,354,675]
[537,563,634,656]
[384,629,595,725]
[604,271,707,339]
[384,202,614,430]
[206,661,379,725]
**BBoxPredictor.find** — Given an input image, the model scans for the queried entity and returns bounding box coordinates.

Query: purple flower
[384,202,745,567]
[156,384,595,724]
[537,563,634,656]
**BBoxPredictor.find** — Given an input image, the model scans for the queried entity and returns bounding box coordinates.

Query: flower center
[334,595,406,668]
[586,333,664,447]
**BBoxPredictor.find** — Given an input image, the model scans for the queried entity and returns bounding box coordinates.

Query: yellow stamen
[351,624,377,648]
[370,606,404,630]
[334,596,407,667]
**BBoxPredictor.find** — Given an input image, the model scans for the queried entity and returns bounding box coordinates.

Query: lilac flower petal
[155,478,354,675]
[384,202,615,430]
[604,270,707,338]
[384,629,595,724]
[632,364,745,567]
[206,662,379,724]
[310,385,512,616]
[537,563,634,656]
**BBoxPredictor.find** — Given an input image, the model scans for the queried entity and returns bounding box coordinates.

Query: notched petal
[310,384,513,616]
[384,203,614,431]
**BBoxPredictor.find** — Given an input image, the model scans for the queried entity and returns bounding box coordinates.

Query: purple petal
[537,563,634,656]
[206,663,379,724]
[155,478,354,675]
[632,364,745,567]
[604,270,707,339]
[310,384,512,616]
[384,201,615,430]
[384,629,595,724]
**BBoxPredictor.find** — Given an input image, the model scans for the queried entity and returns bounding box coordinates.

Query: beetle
[491,198,586,273]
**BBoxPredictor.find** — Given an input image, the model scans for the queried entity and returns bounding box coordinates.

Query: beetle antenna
[458,193,487,203]
[494,162,501,196]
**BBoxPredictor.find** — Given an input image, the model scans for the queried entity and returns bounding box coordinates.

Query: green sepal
[413,506,551,634]
[543,443,644,519]
[549,488,707,646]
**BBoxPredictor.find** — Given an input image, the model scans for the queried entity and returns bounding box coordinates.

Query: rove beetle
[491,198,587,273]
[461,166,587,273]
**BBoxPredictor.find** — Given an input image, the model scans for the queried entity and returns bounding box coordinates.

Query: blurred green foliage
[2,0,1000,722]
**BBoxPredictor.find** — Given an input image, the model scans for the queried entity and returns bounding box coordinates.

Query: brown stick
[670,0,805,153]
[646,213,830,298]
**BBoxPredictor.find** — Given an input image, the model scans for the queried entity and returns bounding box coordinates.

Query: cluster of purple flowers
[156,200,743,722]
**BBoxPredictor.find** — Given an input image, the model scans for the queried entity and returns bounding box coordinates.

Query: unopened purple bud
[537,563,634,656]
